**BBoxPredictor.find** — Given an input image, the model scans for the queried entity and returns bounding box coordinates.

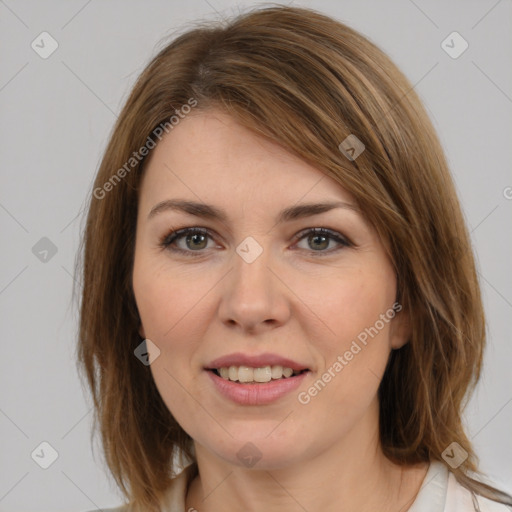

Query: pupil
[311,234,328,250]
[188,233,206,250]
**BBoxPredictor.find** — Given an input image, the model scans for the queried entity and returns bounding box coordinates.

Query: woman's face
[132,109,409,469]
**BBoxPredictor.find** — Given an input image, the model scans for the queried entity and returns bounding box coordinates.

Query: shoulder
[409,461,511,512]
[80,463,197,512]
[446,471,512,512]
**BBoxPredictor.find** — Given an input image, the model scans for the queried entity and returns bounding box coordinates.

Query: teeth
[238,366,253,383]
[228,366,238,380]
[271,365,283,379]
[282,367,293,378]
[254,366,272,382]
[216,365,302,383]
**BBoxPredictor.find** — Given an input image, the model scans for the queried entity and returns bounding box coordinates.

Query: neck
[185,399,428,512]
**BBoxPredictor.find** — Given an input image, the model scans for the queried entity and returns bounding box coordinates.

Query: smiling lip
[206,352,309,372]
[206,369,309,405]
[204,352,310,405]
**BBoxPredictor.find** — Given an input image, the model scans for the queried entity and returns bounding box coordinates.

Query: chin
[198,428,313,471]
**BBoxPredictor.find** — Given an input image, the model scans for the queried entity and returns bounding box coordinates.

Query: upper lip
[206,352,310,371]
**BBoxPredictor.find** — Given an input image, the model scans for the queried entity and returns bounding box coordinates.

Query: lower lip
[206,370,309,405]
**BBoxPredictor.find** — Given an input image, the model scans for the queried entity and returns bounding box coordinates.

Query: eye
[159,226,351,256]
[293,227,351,254]
[160,227,216,255]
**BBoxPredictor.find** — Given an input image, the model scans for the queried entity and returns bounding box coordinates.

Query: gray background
[1,0,511,510]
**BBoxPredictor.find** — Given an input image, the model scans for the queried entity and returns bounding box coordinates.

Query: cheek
[306,271,394,400]
[132,258,213,408]
[133,255,211,341]
[134,273,209,433]
[309,268,394,347]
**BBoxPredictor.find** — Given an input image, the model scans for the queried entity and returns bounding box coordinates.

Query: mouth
[204,353,311,404]
[208,365,309,384]
[205,366,310,405]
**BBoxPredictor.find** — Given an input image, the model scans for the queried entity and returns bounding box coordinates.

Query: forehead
[139,109,355,208]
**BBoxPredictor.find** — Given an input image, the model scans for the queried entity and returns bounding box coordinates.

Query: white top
[408,461,510,512]
[88,460,511,512]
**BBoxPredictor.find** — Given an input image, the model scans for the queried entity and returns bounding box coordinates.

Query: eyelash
[159,227,352,257]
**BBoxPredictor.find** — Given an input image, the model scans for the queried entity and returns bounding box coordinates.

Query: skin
[132,109,428,512]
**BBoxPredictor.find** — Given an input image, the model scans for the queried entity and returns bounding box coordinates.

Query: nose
[218,241,291,334]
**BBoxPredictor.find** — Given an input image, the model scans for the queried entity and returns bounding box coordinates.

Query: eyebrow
[147,199,360,224]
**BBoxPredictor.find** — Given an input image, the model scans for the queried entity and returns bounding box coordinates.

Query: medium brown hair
[75,4,511,510]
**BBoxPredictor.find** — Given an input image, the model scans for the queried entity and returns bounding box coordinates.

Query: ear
[138,324,146,339]
[389,303,411,350]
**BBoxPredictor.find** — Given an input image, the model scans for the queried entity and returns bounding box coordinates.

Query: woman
[76,5,512,512]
